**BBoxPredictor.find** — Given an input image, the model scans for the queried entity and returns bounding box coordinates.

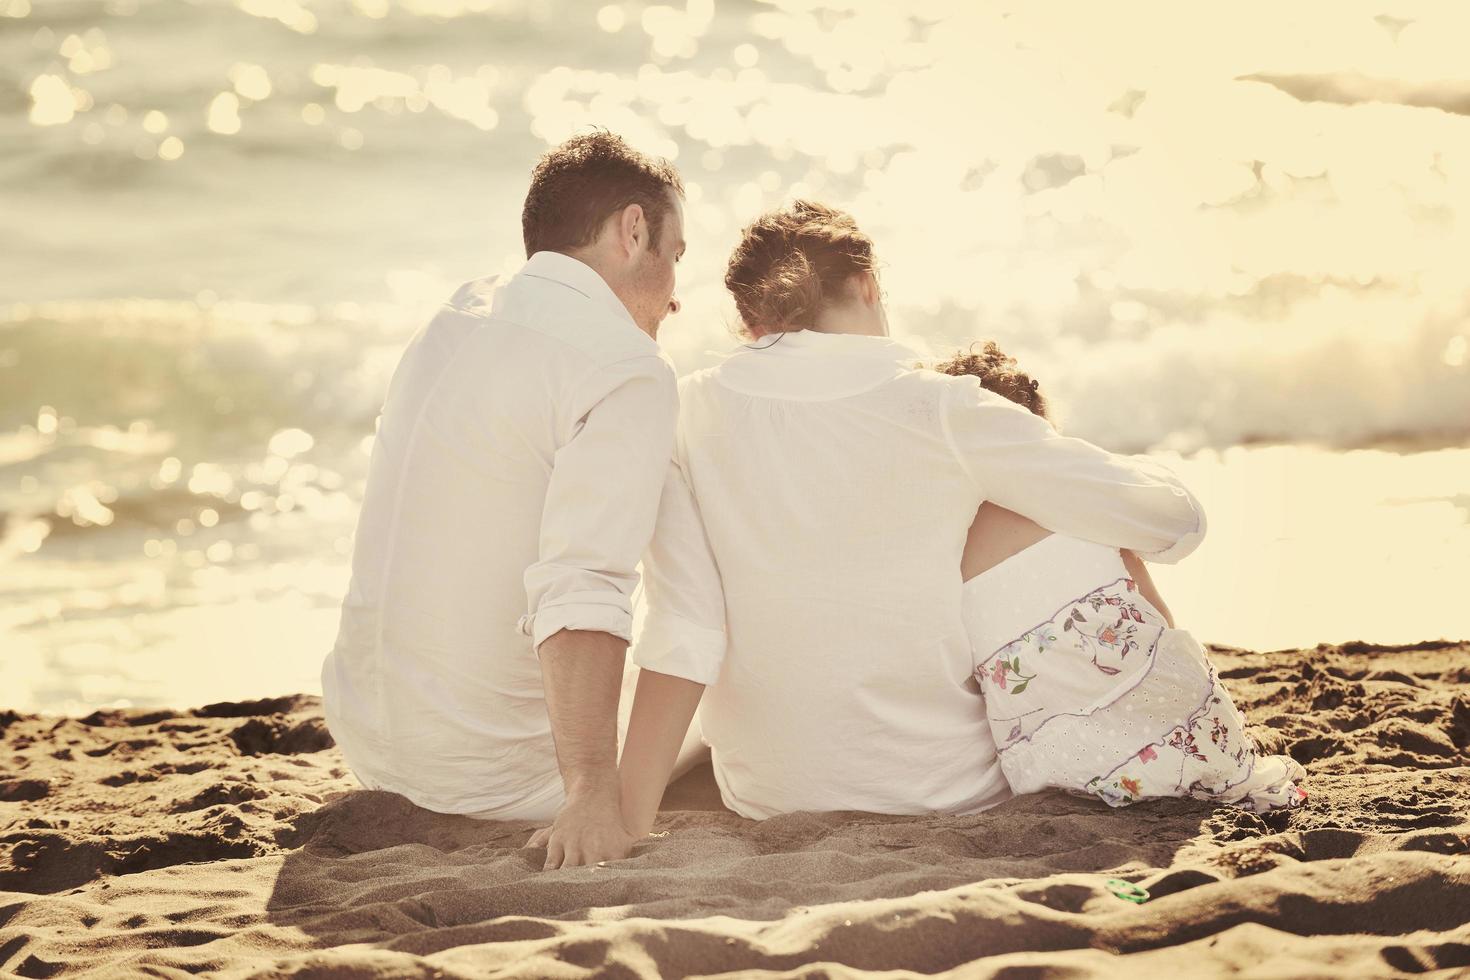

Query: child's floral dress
[963,533,1307,812]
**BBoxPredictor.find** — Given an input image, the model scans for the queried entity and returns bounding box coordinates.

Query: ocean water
[3,0,1469,713]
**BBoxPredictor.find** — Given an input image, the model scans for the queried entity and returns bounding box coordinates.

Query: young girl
[939,342,1308,812]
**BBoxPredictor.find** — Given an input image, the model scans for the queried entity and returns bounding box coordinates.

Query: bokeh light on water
[2,0,1468,712]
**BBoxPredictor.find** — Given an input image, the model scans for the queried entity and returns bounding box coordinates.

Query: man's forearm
[537,628,628,795]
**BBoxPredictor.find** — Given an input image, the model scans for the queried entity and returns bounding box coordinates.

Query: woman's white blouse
[631,328,1205,820]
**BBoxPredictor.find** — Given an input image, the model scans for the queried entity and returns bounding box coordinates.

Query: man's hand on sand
[531,781,637,870]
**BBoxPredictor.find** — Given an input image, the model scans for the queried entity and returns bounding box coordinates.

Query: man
[321,131,686,869]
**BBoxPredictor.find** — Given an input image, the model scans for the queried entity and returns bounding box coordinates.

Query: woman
[938,343,1307,812]
[617,201,1210,834]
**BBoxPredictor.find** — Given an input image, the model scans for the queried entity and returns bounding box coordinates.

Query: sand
[2,640,1468,978]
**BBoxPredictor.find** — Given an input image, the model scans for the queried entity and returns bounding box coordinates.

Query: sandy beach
[2,639,1468,978]
[8,3,1470,977]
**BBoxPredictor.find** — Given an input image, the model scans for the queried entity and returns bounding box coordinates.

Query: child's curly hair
[933,341,1049,420]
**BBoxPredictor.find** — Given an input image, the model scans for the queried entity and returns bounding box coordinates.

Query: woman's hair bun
[750,249,822,329]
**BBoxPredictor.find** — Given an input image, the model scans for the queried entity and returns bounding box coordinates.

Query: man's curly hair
[521,130,683,258]
[934,341,1049,420]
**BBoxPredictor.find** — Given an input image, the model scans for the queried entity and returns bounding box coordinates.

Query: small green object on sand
[1105,878,1150,903]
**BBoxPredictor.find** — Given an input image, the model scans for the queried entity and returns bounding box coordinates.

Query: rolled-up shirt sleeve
[941,376,1206,563]
[631,451,728,685]
[518,355,678,651]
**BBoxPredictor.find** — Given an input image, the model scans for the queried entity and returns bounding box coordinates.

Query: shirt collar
[520,250,640,331]
[713,328,924,401]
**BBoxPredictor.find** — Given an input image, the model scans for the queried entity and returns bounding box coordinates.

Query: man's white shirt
[632,329,1206,820]
[321,251,676,818]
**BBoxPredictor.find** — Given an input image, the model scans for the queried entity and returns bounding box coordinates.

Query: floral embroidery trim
[977,576,1155,672]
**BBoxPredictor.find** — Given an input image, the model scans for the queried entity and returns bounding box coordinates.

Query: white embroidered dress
[964,533,1308,812]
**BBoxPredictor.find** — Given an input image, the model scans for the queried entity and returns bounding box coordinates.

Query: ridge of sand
[2,641,1468,978]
